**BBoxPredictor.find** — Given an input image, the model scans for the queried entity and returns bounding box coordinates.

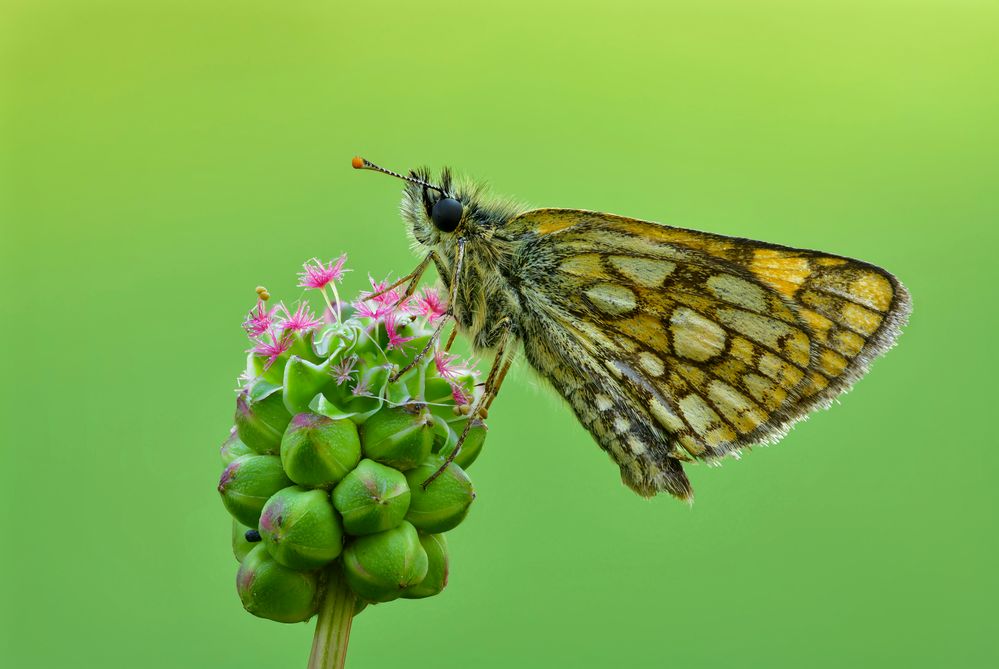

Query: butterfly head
[353,156,475,244]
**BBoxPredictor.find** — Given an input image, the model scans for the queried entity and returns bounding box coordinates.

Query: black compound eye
[431,197,463,232]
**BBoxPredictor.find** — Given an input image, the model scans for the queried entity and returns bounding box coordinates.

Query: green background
[3,1,997,667]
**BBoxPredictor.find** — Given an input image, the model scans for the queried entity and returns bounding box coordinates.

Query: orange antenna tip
[351,156,365,169]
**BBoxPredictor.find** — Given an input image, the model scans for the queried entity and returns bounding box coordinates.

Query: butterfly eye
[431,197,463,232]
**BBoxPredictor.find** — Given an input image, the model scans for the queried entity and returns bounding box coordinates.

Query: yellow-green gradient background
[3,1,996,667]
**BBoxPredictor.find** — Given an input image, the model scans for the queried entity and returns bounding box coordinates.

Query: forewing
[507,208,910,461]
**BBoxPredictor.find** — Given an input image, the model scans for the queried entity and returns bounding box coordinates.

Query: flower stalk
[308,563,356,669]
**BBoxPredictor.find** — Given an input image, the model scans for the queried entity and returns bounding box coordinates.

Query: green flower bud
[332,459,411,535]
[281,413,361,488]
[221,427,253,465]
[218,454,292,527]
[258,486,344,570]
[432,419,487,471]
[404,457,475,533]
[360,404,434,471]
[342,521,428,603]
[402,533,449,599]
[231,518,259,562]
[283,355,332,414]
[236,544,319,623]
[235,387,293,454]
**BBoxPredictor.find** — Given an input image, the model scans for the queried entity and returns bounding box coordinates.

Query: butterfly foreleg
[368,251,437,303]
[423,317,516,488]
[389,239,466,383]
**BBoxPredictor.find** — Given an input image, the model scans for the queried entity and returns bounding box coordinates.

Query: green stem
[308,562,356,669]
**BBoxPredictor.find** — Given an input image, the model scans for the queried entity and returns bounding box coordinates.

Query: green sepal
[235,385,292,454]
[283,355,334,414]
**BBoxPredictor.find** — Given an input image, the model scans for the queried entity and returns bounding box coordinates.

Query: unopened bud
[258,486,344,570]
[402,533,449,599]
[342,521,428,603]
[360,404,434,471]
[236,544,318,623]
[332,459,411,535]
[235,387,293,454]
[218,454,292,527]
[221,427,253,465]
[280,413,361,488]
[404,457,474,533]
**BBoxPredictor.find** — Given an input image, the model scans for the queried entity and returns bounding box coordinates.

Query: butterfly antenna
[351,156,449,196]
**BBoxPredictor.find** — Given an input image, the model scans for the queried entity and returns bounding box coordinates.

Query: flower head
[278,302,322,333]
[242,299,278,338]
[298,255,348,290]
[251,333,294,370]
[353,298,392,323]
[351,377,371,397]
[411,287,447,323]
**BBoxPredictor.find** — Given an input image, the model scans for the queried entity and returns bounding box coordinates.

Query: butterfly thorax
[401,174,528,350]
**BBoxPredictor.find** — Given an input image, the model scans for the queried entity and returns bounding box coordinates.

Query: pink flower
[384,312,414,350]
[298,255,348,290]
[364,275,400,306]
[251,333,294,370]
[411,288,447,323]
[451,383,470,406]
[242,299,277,338]
[434,349,462,380]
[353,298,391,323]
[278,302,322,333]
[351,377,370,397]
[331,355,358,386]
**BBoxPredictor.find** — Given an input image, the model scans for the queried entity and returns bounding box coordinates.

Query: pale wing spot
[559,253,611,280]
[566,230,696,262]
[716,307,808,365]
[678,393,737,447]
[572,319,620,352]
[670,308,727,362]
[799,308,834,333]
[614,416,631,433]
[585,283,638,316]
[849,272,893,312]
[729,337,756,366]
[638,351,665,377]
[594,394,613,411]
[626,436,647,455]
[706,274,768,312]
[609,255,676,287]
[650,397,685,432]
[707,381,767,433]
[605,360,624,379]
[803,371,830,394]
[783,329,812,367]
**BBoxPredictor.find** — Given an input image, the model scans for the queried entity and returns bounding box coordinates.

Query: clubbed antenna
[351,156,450,197]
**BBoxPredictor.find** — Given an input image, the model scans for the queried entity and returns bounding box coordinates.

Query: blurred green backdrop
[2,1,997,667]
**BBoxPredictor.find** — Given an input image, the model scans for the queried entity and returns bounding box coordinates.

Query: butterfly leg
[389,239,465,383]
[423,319,515,488]
[367,251,437,303]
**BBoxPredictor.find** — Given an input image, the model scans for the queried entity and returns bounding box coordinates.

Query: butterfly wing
[504,208,910,497]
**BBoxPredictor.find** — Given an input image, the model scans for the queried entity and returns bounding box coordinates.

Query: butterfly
[352,157,911,501]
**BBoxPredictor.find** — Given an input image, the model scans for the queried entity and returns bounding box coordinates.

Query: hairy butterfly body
[355,158,911,501]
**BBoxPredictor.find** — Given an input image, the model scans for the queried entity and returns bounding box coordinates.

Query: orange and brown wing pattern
[508,208,910,466]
